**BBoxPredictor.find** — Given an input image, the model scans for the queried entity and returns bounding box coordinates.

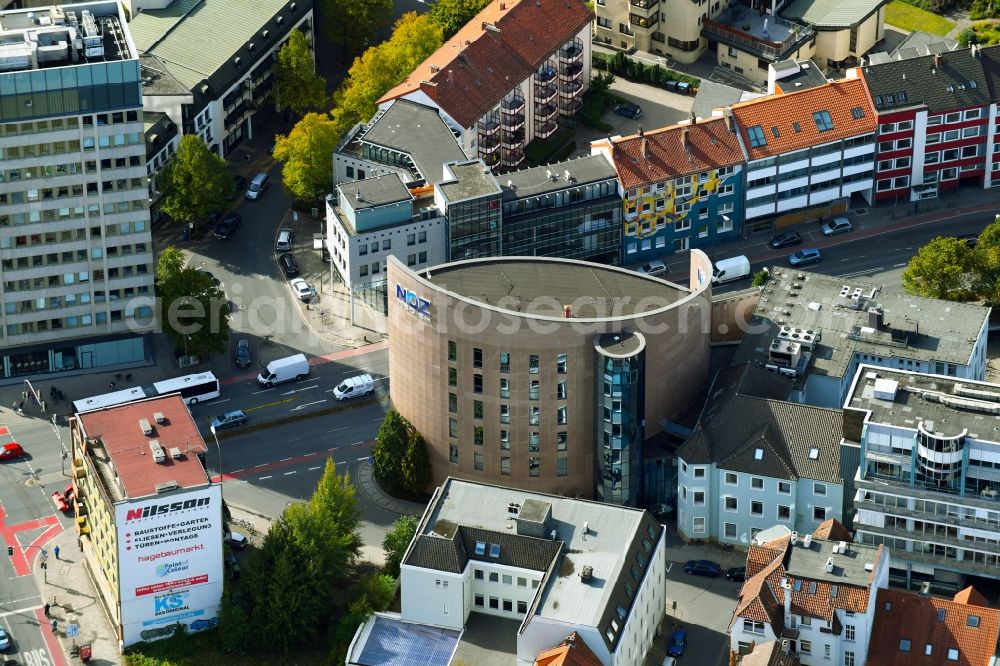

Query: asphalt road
[714,209,997,295]
[655,564,743,666]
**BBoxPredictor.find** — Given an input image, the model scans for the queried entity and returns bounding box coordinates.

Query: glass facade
[595,333,645,505]
[447,193,502,260]
[502,194,622,265]
[0,60,141,121]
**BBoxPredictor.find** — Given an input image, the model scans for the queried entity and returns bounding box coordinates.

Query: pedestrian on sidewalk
[44,603,50,617]
[51,619,57,633]
[54,545,60,560]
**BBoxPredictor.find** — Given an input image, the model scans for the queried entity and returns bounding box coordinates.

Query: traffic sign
[67,623,79,638]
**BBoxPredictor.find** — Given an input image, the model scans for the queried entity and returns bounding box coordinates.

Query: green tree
[309,459,363,563]
[273,112,340,200]
[382,514,418,578]
[158,134,231,226]
[428,0,492,40]
[275,29,327,115]
[373,409,409,494]
[330,13,443,140]
[155,250,230,359]
[901,236,973,301]
[400,428,432,495]
[319,0,393,60]
[971,214,1000,304]
[751,268,770,288]
[327,574,397,663]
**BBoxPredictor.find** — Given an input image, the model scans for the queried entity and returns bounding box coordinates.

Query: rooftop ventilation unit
[839,285,851,297]
[825,557,834,573]
[790,532,798,545]
[508,502,521,515]
[154,480,179,493]
[803,534,813,548]
[580,565,594,582]
[138,418,153,436]
[838,541,848,554]
[873,378,898,401]
[169,447,183,460]
[153,412,166,424]
[149,439,165,464]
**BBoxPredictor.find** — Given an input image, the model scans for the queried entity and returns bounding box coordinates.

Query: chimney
[638,124,644,137]
[825,557,834,573]
[682,126,689,148]
[448,69,454,83]
[500,1,506,8]
[690,111,697,125]
[724,107,735,132]
[868,306,883,329]
[933,53,942,69]
[563,304,572,318]
[641,137,649,158]
[781,578,792,618]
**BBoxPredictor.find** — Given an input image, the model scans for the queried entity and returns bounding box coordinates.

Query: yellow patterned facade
[622,169,727,238]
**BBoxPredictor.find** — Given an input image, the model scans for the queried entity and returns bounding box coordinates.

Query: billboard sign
[115,485,223,646]
[395,284,430,321]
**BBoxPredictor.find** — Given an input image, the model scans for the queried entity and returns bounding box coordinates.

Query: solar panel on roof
[358,616,461,666]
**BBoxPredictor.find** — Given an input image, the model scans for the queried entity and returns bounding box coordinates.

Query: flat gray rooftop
[773,59,828,91]
[784,538,882,587]
[426,258,687,318]
[438,160,502,202]
[339,174,412,211]
[362,99,467,185]
[846,366,1000,442]
[732,267,988,380]
[501,154,617,202]
[418,478,650,631]
[596,331,645,357]
[450,613,519,666]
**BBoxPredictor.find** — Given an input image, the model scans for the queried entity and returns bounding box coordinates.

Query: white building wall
[610,532,666,666]
[467,561,543,621]
[911,110,929,186]
[399,564,465,630]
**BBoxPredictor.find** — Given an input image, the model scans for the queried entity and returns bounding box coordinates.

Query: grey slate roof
[889,30,958,58]
[693,80,762,120]
[781,0,888,28]
[977,45,1000,100]
[863,47,992,114]
[362,99,467,186]
[678,364,843,482]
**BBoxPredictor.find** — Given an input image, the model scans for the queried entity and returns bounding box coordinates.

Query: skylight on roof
[968,615,981,627]
[792,121,801,133]
[831,585,839,598]
[898,91,908,101]
[794,580,803,592]
[772,126,780,138]
[850,107,865,120]
[809,581,817,594]
[813,110,834,132]
[809,447,819,460]
[475,541,486,555]
[970,80,978,89]
[874,95,883,107]
[937,608,946,622]
[754,448,764,460]
[747,125,767,147]
[489,543,501,558]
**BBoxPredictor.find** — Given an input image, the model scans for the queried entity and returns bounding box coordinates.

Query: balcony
[860,532,1000,578]
[559,41,583,63]
[534,66,557,83]
[535,83,557,104]
[536,121,558,139]
[480,135,500,153]
[477,119,500,136]
[854,497,1000,534]
[501,95,525,115]
[559,61,584,81]
[536,104,558,122]
[629,12,659,28]
[482,151,501,167]
[560,80,583,98]
[502,149,525,167]
[502,130,525,148]
[702,9,813,62]
[560,97,583,116]
[501,113,525,131]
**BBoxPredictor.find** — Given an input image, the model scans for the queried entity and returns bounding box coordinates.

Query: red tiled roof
[813,518,853,543]
[729,78,877,160]
[609,117,745,190]
[734,546,786,633]
[378,0,594,129]
[953,586,989,608]
[534,632,603,666]
[867,588,1000,666]
[77,395,209,499]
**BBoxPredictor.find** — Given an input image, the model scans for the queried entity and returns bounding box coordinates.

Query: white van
[257,353,310,387]
[275,228,293,252]
[712,255,751,285]
[333,374,374,401]
[245,172,269,200]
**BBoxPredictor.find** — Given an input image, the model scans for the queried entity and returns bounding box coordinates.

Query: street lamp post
[51,413,70,478]
[209,425,223,483]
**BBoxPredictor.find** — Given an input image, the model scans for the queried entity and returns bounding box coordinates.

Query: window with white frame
[693,490,705,506]
[751,477,764,489]
[778,481,791,494]
[725,496,738,511]
[845,624,855,641]
[725,472,738,486]
[965,108,982,120]
[675,217,691,232]
[693,467,706,479]
[724,522,737,539]
[743,620,765,634]
[751,500,763,516]
[845,651,855,666]
[717,216,733,233]
[777,505,791,521]
[925,151,940,164]
[814,482,827,496]
[800,640,812,655]
[692,516,706,533]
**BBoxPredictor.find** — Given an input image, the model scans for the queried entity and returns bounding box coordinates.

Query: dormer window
[475,541,486,555]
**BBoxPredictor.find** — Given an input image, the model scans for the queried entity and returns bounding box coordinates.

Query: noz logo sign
[396,284,430,320]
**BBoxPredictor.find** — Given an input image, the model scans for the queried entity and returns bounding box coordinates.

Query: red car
[0,442,23,460]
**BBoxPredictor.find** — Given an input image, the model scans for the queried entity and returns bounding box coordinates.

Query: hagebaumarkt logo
[155,560,191,577]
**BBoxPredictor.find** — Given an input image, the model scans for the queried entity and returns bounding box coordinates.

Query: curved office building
[387,252,714,502]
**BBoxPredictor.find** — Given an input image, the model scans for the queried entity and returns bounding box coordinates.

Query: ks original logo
[153,590,191,615]
[395,284,430,320]
[155,559,191,577]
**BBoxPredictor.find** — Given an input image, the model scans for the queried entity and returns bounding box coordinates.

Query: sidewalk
[658,186,1000,280]
[33,526,120,664]
[355,461,427,517]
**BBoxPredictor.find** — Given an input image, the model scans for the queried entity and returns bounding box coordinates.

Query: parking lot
[572,78,696,156]
[644,563,741,666]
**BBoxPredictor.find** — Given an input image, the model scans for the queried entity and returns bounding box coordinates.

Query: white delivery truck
[711,255,751,285]
[333,374,375,401]
[257,353,310,387]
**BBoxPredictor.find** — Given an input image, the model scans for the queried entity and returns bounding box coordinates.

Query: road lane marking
[893,262,907,267]
[286,437,302,443]
[282,384,318,395]
[203,398,230,406]
[356,456,369,461]
[308,466,321,471]
[352,441,363,446]
[284,471,296,476]
[244,397,297,412]
[232,469,244,473]
[666,562,673,573]
[255,463,268,467]
[292,399,327,411]
[329,426,347,432]
[259,475,272,480]
[251,388,275,395]
[280,457,292,461]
